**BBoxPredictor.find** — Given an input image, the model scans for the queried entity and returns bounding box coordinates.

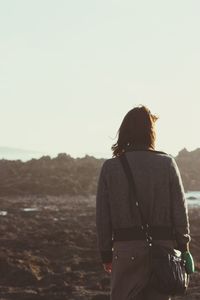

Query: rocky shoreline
[0,195,199,299]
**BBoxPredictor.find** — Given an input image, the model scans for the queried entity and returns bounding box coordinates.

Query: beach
[0,195,199,300]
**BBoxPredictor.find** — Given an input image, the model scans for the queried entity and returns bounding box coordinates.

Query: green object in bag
[182,251,195,274]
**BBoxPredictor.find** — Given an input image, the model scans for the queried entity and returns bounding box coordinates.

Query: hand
[103,262,112,274]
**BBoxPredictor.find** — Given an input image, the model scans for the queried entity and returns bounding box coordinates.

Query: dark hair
[111,105,158,157]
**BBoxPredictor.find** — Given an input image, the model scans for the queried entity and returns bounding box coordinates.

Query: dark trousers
[110,240,174,300]
[134,285,171,300]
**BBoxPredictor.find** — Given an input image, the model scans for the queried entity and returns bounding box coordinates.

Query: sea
[186,191,200,207]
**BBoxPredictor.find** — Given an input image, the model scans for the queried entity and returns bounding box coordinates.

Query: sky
[0,0,200,159]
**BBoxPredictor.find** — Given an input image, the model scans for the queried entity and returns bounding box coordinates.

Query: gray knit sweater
[95,149,191,263]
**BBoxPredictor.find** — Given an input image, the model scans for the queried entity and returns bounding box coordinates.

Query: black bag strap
[119,153,153,243]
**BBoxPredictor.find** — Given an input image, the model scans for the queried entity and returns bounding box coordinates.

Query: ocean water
[186,191,200,207]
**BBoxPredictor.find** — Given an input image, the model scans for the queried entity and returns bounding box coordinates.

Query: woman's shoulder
[101,150,176,170]
[152,150,174,159]
[104,150,174,160]
[147,150,176,165]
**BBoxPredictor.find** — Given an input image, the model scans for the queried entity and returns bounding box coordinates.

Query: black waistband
[113,226,175,241]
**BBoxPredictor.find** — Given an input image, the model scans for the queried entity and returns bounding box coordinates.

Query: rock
[0,195,199,299]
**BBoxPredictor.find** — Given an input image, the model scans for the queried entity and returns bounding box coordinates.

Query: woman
[95,105,191,300]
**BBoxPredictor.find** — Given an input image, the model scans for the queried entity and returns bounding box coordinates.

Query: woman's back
[96,148,190,263]
[102,149,175,227]
[101,149,188,225]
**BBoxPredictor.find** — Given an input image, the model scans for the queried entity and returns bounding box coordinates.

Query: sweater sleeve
[169,157,191,252]
[96,161,113,263]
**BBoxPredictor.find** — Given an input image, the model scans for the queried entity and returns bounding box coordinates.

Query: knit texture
[95,150,191,263]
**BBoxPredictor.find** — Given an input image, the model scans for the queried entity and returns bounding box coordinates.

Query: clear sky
[0,0,200,159]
